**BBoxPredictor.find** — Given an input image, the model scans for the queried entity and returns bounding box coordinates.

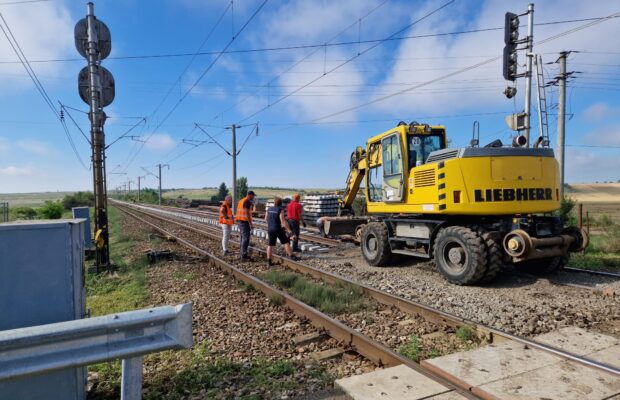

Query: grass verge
[87,206,149,395]
[259,268,374,314]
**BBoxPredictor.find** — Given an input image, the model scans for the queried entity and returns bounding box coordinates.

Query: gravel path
[307,247,620,338]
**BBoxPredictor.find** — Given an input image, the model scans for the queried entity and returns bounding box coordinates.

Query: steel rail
[115,203,481,400]
[113,201,620,378]
[563,267,620,279]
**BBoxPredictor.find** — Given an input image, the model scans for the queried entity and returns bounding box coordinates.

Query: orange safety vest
[219,202,234,225]
[236,196,252,222]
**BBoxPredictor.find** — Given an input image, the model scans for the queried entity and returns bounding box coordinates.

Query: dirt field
[566,183,620,223]
[0,191,72,208]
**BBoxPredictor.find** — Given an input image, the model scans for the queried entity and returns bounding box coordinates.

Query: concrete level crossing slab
[533,326,619,355]
[474,359,620,400]
[422,327,620,399]
[335,365,458,400]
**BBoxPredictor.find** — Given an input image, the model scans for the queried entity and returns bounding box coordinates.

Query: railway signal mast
[75,2,115,271]
[503,4,534,146]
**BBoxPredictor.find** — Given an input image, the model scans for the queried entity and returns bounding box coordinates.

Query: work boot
[268,258,274,266]
[289,254,300,261]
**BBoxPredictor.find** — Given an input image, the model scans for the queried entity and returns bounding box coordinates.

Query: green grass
[143,356,317,400]
[268,292,285,306]
[455,326,476,342]
[87,206,150,393]
[568,223,620,270]
[260,269,373,315]
[398,335,420,362]
[0,191,72,208]
[172,270,196,281]
[86,206,148,316]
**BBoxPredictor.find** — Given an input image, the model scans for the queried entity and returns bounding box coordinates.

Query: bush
[38,200,64,219]
[556,197,576,225]
[11,206,37,220]
[61,191,94,210]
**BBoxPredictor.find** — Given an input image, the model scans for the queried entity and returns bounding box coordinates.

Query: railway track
[113,201,481,399]
[146,203,342,248]
[563,266,620,279]
[113,200,620,380]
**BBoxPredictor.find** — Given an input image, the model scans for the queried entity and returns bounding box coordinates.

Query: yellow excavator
[326,121,588,285]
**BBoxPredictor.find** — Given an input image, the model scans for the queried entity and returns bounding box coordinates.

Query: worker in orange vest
[219,195,234,255]
[236,190,255,260]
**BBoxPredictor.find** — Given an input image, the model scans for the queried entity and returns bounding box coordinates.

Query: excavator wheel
[471,227,505,283]
[360,222,391,266]
[516,255,568,275]
[433,226,487,285]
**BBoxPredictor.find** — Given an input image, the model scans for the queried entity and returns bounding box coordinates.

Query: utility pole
[128,180,131,196]
[137,176,143,202]
[75,2,114,271]
[523,3,534,146]
[557,51,568,199]
[156,164,169,205]
[231,124,237,210]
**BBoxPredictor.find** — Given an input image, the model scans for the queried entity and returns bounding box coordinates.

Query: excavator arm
[339,146,366,213]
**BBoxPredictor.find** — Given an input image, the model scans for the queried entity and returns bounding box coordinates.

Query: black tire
[433,226,487,285]
[360,222,391,266]
[479,230,505,283]
[516,255,568,274]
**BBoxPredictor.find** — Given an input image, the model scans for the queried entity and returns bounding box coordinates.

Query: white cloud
[0,137,10,153]
[16,139,51,155]
[248,0,399,121]
[371,0,620,115]
[582,124,620,146]
[143,133,176,151]
[0,165,34,176]
[0,1,74,89]
[565,148,620,183]
[582,102,619,122]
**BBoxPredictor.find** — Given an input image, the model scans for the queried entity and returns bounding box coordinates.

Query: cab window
[382,134,402,176]
[408,134,444,168]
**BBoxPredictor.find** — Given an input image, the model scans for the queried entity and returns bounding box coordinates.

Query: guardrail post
[121,356,143,400]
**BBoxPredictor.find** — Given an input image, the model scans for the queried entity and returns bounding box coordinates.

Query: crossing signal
[503,12,519,81]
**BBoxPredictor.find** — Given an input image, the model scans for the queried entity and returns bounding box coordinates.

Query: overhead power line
[0,13,87,169]
[0,0,50,5]
[236,0,458,125]
[120,0,269,173]
[207,0,390,128]
[264,9,620,132]
[0,16,617,65]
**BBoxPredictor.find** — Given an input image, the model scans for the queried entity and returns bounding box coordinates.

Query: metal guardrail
[0,303,193,399]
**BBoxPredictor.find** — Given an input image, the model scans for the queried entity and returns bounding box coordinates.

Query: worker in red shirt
[286,193,306,252]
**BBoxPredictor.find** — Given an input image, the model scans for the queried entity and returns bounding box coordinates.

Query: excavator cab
[379,122,447,203]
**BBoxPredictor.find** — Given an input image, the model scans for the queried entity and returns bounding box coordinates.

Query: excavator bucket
[324,217,369,236]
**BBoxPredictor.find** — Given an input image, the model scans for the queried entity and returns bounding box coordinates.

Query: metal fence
[0,303,192,400]
[0,202,7,223]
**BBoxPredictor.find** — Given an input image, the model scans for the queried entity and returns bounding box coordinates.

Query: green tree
[38,200,64,219]
[61,191,95,210]
[211,182,229,201]
[236,177,248,198]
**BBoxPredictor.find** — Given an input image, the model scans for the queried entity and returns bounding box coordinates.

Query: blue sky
[0,0,619,193]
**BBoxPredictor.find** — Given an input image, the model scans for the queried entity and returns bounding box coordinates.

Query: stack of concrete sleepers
[302,195,341,225]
